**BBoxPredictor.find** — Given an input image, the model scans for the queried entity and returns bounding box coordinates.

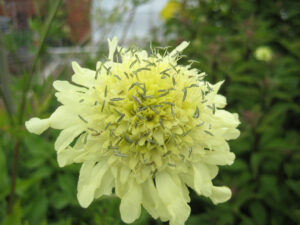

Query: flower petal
[54,125,83,151]
[108,37,118,61]
[94,169,114,198]
[71,61,95,87]
[215,94,227,108]
[50,106,77,130]
[193,162,213,196]
[210,186,232,204]
[77,160,108,207]
[57,146,86,167]
[120,179,142,223]
[25,117,50,135]
[170,41,189,57]
[156,171,191,225]
[203,151,235,165]
[142,179,159,219]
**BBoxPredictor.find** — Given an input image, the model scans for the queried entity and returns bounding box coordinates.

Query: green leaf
[250,153,263,177]
[286,180,300,198]
[2,201,22,225]
[26,193,48,225]
[249,201,267,225]
[0,146,8,188]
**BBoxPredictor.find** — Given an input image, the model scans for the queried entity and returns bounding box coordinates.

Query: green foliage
[1,0,300,224]
[162,0,300,224]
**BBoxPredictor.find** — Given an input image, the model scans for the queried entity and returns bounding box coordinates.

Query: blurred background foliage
[0,0,300,224]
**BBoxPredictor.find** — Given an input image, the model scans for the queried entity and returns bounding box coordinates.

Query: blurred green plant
[160,0,300,224]
[1,0,300,224]
[1,0,154,224]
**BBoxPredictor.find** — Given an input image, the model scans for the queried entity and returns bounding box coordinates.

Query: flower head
[26,38,240,225]
[254,46,273,62]
[161,1,181,21]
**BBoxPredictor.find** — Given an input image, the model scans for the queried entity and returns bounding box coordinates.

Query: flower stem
[7,141,20,214]
[18,0,63,124]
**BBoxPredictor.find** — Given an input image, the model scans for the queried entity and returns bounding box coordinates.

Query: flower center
[77,54,214,171]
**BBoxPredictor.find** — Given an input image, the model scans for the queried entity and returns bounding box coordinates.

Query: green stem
[6,0,63,214]
[18,0,63,124]
[7,141,19,214]
[0,29,15,126]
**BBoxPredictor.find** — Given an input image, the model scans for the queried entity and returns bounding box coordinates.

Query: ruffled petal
[215,94,227,108]
[156,171,191,225]
[50,106,77,130]
[77,160,108,207]
[120,179,142,223]
[57,146,86,167]
[210,186,232,204]
[215,110,240,128]
[25,117,50,134]
[71,62,95,87]
[203,151,235,165]
[170,41,189,57]
[54,125,83,151]
[193,162,213,196]
[108,37,118,61]
[94,169,114,198]
[141,179,159,219]
[223,128,240,140]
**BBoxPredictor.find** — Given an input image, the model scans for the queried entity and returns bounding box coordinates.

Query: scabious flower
[254,46,273,62]
[25,38,240,225]
[161,0,181,21]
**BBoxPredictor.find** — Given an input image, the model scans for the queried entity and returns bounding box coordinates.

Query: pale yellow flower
[25,38,240,225]
[254,46,273,62]
[161,1,181,21]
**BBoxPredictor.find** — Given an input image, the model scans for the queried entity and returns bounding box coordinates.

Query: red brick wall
[1,0,91,43]
[1,0,35,29]
[66,0,91,43]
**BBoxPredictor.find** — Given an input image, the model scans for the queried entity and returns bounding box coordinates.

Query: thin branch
[18,0,63,124]
[7,141,20,214]
[0,28,15,125]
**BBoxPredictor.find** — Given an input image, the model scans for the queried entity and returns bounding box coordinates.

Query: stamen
[130,59,138,68]
[84,133,88,144]
[182,88,187,102]
[123,132,134,143]
[114,150,128,158]
[193,106,199,118]
[196,122,205,127]
[163,151,171,157]
[110,98,124,101]
[114,74,121,80]
[204,130,214,136]
[182,129,192,137]
[105,122,111,130]
[104,85,108,97]
[136,114,147,121]
[159,117,165,129]
[101,100,106,112]
[171,106,175,118]
[124,72,129,79]
[162,101,175,106]
[132,95,142,105]
[171,133,177,146]
[188,147,192,157]
[150,106,159,114]
[78,115,88,123]
[172,76,176,86]
[207,104,216,114]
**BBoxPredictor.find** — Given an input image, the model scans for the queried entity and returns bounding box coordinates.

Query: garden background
[0,0,300,224]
